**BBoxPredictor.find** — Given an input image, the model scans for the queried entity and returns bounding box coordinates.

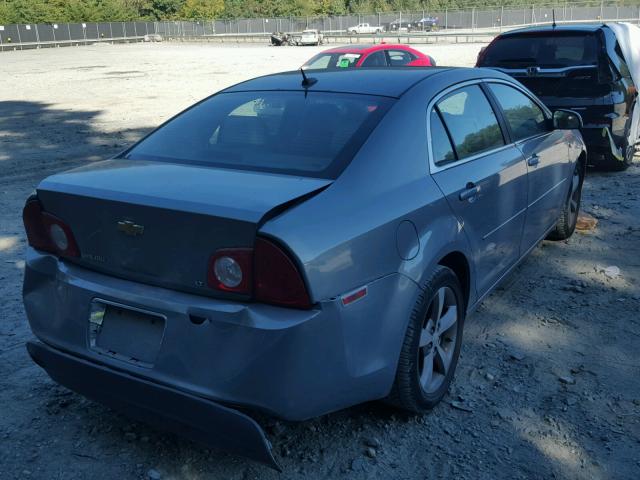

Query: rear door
[429,83,528,296]
[485,82,570,249]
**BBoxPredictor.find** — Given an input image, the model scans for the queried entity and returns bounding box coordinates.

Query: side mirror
[553,109,583,130]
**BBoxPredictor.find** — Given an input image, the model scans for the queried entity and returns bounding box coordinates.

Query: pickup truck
[347,23,384,34]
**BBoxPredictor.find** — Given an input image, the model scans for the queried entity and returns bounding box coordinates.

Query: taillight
[254,238,311,309]
[208,249,252,293]
[476,46,488,67]
[207,238,311,309]
[22,197,80,258]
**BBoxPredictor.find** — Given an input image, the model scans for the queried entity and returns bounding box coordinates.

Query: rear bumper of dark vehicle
[26,340,280,470]
[580,125,625,165]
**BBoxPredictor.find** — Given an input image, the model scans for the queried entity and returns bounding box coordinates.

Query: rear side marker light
[22,198,80,258]
[341,286,368,306]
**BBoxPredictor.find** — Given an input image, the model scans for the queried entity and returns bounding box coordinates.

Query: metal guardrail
[170,31,498,45]
[0,36,145,51]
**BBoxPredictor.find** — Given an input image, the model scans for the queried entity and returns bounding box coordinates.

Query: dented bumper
[23,248,421,423]
[27,340,280,470]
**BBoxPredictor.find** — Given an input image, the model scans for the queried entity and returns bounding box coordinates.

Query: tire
[548,160,584,241]
[607,143,634,171]
[386,266,465,413]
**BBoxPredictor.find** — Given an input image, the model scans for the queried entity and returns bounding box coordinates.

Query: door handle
[459,182,480,202]
[527,154,540,166]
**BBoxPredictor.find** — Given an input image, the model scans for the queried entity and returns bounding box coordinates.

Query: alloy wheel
[418,286,458,394]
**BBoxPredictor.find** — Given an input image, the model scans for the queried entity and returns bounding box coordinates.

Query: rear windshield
[125,91,392,179]
[304,53,362,69]
[480,33,599,68]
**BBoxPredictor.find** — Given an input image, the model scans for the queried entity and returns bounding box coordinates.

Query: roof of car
[223,68,454,98]
[499,23,607,37]
[319,44,420,55]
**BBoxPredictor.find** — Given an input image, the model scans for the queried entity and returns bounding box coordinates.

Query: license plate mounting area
[88,300,165,368]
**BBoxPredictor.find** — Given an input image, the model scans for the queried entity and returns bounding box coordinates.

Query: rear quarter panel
[260,71,480,305]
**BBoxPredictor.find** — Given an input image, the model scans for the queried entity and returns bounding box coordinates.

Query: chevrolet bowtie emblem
[117,220,144,236]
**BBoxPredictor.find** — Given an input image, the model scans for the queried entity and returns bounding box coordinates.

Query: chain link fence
[2,2,640,51]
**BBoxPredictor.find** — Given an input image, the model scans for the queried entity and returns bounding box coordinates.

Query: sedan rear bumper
[23,248,420,421]
[26,340,280,470]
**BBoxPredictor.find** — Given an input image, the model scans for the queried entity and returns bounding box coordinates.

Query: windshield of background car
[124,91,393,179]
[479,33,599,68]
[304,53,362,69]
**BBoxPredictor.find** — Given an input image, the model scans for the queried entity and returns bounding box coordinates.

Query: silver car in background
[22,68,586,468]
[296,29,324,45]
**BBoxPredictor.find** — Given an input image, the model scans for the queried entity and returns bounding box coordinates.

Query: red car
[302,44,435,69]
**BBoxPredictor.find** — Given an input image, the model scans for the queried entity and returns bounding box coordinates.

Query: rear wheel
[548,161,584,240]
[608,143,635,171]
[387,266,465,412]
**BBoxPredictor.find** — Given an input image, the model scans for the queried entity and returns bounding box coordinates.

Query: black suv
[477,24,637,170]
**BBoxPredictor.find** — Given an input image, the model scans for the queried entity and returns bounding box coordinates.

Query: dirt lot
[1,43,639,480]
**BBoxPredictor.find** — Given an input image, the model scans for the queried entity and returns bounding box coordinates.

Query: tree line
[0,0,636,24]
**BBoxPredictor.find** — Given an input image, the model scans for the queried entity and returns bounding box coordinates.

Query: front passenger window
[488,83,548,141]
[436,85,504,160]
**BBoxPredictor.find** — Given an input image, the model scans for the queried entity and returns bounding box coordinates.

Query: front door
[485,82,570,249]
[429,84,528,296]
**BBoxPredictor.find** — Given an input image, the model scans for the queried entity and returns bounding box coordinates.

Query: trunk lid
[37,159,331,298]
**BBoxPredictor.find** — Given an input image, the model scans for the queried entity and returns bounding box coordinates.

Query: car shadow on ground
[0,100,151,185]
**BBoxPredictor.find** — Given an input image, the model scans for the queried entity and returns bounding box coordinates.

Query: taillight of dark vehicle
[23,197,80,258]
[208,238,311,309]
[475,46,488,67]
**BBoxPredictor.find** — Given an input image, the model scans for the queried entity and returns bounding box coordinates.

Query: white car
[297,29,324,46]
[348,23,384,34]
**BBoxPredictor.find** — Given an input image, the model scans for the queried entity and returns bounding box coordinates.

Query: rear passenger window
[436,85,504,160]
[387,50,415,66]
[430,110,456,166]
[361,51,388,67]
[488,83,548,141]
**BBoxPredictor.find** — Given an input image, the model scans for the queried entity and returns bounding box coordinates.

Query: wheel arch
[578,150,587,171]
[437,251,471,310]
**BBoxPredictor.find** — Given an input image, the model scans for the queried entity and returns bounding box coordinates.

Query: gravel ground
[1,43,639,480]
